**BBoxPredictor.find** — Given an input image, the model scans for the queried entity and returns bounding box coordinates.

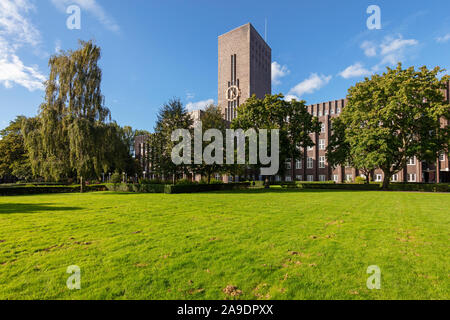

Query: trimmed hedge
[388,183,450,193]
[299,183,381,191]
[0,184,107,196]
[166,182,250,194]
[106,183,168,193]
[273,181,336,187]
[106,182,251,194]
[296,183,449,192]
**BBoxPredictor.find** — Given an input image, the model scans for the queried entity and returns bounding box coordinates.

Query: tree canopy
[328,63,450,188]
[0,116,32,182]
[153,98,193,182]
[22,40,133,184]
[232,94,320,178]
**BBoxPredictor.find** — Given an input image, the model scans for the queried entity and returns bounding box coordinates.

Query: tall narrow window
[319,156,326,168]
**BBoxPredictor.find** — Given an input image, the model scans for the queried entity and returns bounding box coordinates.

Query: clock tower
[218,23,272,122]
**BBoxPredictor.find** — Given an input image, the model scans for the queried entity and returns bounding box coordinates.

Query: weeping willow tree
[23,40,112,189]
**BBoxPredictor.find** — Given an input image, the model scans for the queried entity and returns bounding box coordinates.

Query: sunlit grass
[0,189,448,300]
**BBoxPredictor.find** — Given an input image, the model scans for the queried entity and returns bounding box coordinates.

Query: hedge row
[274,181,336,186]
[106,182,251,194]
[0,184,107,196]
[388,183,450,193]
[298,183,381,191]
[106,183,168,193]
[167,182,250,194]
[296,183,450,192]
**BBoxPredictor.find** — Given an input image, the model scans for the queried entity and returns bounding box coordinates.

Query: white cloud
[51,0,120,33]
[339,63,372,79]
[0,0,46,91]
[284,94,299,102]
[0,0,40,46]
[436,34,450,43]
[271,61,289,85]
[380,36,418,55]
[358,35,419,71]
[186,99,215,112]
[361,41,377,57]
[288,73,332,98]
[0,51,46,91]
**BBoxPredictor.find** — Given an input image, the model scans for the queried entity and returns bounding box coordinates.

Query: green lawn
[0,189,449,300]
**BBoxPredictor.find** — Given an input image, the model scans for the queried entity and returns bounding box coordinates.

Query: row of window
[276,175,328,182]
[285,156,327,170]
[277,173,419,183]
[290,155,446,168]
[399,155,446,166]
[217,172,422,183]
[307,139,327,151]
[310,107,341,117]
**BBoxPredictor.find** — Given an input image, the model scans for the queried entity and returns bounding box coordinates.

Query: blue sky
[1,0,450,132]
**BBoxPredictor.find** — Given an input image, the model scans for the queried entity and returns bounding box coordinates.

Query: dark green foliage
[294,182,449,192]
[330,63,450,189]
[106,183,167,193]
[0,184,107,196]
[21,41,134,183]
[388,183,450,193]
[166,182,250,194]
[232,94,320,178]
[0,116,32,182]
[151,98,193,182]
[194,105,228,183]
[110,172,122,184]
[298,183,381,191]
[105,182,250,194]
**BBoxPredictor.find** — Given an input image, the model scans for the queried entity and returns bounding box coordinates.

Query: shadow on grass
[0,203,83,214]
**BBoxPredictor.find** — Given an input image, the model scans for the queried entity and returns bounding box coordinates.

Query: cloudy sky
[1,0,450,131]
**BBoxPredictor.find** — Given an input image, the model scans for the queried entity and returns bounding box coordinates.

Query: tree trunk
[207,173,211,184]
[80,176,84,193]
[264,176,270,189]
[381,171,390,190]
[291,156,295,182]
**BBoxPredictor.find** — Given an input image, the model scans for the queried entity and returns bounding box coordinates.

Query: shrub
[176,179,198,185]
[105,182,250,194]
[139,179,164,185]
[110,172,122,184]
[298,183,380,191]
[167,182,250,194]
[106,183,167,193]
[355,176,366,184]
[388,183,450,193]
[0,184,107,196]
[196,178,224,185]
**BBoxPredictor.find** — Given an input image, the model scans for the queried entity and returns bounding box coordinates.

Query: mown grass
[0,189,449,300]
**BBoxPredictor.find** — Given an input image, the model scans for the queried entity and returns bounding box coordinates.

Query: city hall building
[136,23,450,183]
[218,23,271,121]
[216,23,449,184]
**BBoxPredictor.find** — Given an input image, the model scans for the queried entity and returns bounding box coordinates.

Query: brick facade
[280,89,450,184]
[135,23,449,184]
[218,23,271,122]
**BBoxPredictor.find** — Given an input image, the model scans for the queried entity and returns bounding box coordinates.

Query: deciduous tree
[334,63,449,189]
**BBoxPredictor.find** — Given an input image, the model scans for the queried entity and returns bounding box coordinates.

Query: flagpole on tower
[265,18,267,42]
